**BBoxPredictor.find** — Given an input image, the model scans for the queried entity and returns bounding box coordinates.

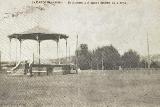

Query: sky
[0,0,160,61]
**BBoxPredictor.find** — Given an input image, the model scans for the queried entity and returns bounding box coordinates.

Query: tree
[77,44,92,70]
[150,61,160,68]
[121,50,140,68]
[139,59,148,68]
[92,45,121,70]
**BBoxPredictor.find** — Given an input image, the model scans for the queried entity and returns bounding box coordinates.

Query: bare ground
[0,71,160,107]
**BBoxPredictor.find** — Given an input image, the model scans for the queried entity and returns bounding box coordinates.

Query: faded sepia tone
[0,0,160,107]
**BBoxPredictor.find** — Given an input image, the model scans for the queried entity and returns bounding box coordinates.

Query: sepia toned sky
[0,0,160,61]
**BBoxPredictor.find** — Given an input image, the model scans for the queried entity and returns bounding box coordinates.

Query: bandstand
[8,26,74,75]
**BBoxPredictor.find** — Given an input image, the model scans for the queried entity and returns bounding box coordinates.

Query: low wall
[78,69,160,74]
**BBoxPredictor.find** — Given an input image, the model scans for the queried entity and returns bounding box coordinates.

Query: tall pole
[90,56,92,71]
[101,52,104,71]
[76,35,78,68]
[147,33,150,69]
[69,46,70,63]
[91,50,93,71]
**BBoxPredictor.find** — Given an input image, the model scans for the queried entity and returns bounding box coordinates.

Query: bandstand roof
[8,26,68,41]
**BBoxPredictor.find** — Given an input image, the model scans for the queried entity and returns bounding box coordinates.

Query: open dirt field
[0,70,160,107]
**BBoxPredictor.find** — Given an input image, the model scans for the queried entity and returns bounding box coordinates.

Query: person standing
[24,61,29,75]
[29,62,33,77]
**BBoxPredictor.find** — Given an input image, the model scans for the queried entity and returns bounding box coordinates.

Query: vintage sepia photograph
[0,0,160,106]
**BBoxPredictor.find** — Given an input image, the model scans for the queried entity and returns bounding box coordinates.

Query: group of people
[24,61,33,76]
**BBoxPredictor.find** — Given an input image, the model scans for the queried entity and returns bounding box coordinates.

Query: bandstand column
[19,40,22,61]
[65,39,68,63]
[33,53,34,64]
[38,40,41,64]
[56,39,59,64]
[9,39,12,61]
